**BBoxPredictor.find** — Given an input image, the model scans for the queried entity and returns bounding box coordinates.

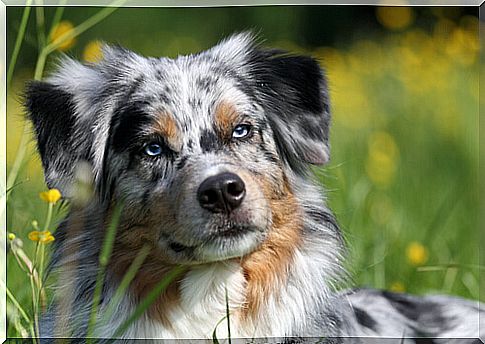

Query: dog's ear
[250,49,331,172]
[25,80,91,194]
[25,47,153,197]
[24,56,105,196]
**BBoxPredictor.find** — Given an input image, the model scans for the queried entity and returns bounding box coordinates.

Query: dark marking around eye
[127,151,138,170]
[110,102,151,152]
[199,129,219,152]
[154,140,176,161]
[150,159,171,182]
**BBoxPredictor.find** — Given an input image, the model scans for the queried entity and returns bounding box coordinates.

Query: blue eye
[144,142,163,156]
[232,124,252,139]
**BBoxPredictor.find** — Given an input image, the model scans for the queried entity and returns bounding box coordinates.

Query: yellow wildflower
[28,231,55,244]
[39,188,62,204]
[50,20,76,51]
[365,131,399,188]
[376,7,414,31]
[83,40,104,63]
[8,233,16,241]
[390,281,405,293]
[406,241,429,266]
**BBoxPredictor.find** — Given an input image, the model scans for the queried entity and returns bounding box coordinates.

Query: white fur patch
[123,261,247,339]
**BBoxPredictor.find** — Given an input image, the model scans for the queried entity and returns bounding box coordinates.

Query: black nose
[197,172,246,213]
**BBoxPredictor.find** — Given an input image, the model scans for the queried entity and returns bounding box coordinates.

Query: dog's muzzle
[197,172,246,213]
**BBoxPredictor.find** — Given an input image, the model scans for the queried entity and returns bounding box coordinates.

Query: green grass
[4,6,481,339]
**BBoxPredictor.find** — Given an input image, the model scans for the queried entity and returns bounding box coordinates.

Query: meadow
[4,5,481,339]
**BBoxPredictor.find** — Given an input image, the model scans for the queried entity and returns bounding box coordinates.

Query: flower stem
[29,272,39,342]
[44,202,54,232]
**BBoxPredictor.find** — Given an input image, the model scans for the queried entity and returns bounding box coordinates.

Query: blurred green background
[5,5,481,336]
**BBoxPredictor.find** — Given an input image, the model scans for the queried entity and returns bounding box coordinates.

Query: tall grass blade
[99,245,150,326]
[6,1,32,88]
[3,281,32,325]
[5,179,27,196]
[45,0,125,55]
[86,202,123,342]
[35,4,46,51]
[417,263,485,272]
[47,1,67,39]
[225,284,231,344]
[212,315,227,344]
[211,284,232,344]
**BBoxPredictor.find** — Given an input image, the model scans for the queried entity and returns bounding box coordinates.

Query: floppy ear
[25,47,155,197]
[251,49,331,172]
[25,80,94,194]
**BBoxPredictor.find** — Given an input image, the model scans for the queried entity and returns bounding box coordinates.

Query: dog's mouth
[168,241,194,253]
[165,223,263,263]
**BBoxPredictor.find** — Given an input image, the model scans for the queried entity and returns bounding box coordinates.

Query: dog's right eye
[143,142,163,156]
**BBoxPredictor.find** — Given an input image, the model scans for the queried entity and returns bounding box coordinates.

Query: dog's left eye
[144,142,163,156]
[232,124,252,139]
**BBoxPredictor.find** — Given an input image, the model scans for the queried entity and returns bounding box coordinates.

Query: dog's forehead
[125,53,255,141]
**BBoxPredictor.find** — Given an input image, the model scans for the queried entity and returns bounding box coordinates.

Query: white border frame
[1,1,483,343]
[1,1,6,343]
[1,0,484,6]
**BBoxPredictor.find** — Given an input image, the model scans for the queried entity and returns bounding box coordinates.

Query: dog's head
[26,33,331,265]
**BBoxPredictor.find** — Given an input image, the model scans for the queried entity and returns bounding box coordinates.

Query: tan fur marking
[153,111,179,148]
[214,101,241,139]
[241,176,303,319]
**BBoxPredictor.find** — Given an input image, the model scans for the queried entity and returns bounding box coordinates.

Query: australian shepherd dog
[25,33,484,343]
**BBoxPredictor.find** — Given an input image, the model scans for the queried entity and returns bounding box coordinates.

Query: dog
[25,33,484,343]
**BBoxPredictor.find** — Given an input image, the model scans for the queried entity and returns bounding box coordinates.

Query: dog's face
[26,33,331,265]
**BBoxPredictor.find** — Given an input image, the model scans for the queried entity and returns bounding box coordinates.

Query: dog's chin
[195,229,263,262]
[166,227,264,264]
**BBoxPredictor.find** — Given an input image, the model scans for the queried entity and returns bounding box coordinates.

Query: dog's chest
[167,262,247,338]
[130,262,250,339]
[119,250,326,340]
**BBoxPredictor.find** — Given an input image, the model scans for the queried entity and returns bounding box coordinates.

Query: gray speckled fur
[25,33,484,343]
